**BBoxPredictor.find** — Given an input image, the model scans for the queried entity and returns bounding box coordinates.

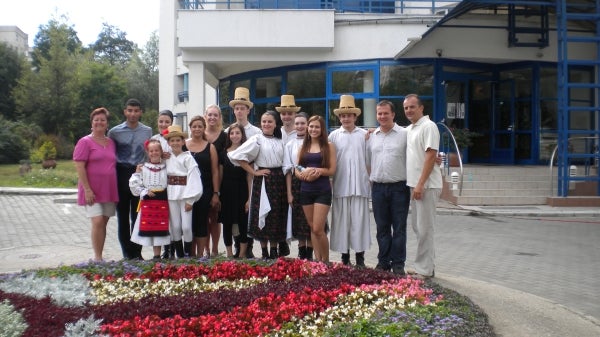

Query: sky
[0,0,159,47]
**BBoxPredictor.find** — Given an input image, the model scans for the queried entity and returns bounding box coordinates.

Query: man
[275,94,302,257]
[329,95,371,268]
[404,94,442,279]
[228,87,260,258]
[228,87,261,138]
[367,100,410,275]
[108,98,152,259]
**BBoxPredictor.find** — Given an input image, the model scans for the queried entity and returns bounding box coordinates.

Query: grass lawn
[0,160,77,188]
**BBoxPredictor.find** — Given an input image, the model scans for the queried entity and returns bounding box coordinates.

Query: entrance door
[492,79,516,164]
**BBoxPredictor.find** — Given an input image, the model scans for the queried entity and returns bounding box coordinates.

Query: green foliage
[31,15,83,70]
[0,42,25,120]
[30,141,57,163]
[92,23,135,67]
[451,128,482,149]
[0,116,32,164]
[0,300,28,337]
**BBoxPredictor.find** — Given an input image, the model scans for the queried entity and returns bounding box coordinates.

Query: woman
[152,109,174,152]
[295,115,336,263]
[186,115,220,257]
[219,123,251,258]
[283,112,313,259]
[73,107,119,262]
[228,111,287,259]
[152,109,174,258]
[204,104,227,257]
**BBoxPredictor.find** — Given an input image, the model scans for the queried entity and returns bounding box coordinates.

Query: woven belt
[167,175,187,185]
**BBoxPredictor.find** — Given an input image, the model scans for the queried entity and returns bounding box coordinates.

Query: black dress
[189,143,213,238]
[219,149,249,244]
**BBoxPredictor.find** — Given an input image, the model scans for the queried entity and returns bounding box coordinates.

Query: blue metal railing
[178,0,462,14]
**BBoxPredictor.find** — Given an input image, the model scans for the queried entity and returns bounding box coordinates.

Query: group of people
[73,88,441,279]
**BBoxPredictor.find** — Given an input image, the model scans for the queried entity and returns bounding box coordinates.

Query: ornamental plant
[0,258,495,337]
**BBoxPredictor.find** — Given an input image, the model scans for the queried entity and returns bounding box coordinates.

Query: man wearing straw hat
[328,95,371,268]
[276,94,302,258]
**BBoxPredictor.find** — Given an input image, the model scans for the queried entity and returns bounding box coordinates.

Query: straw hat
[333,95,361,117]
[229,87,254,109]
[162,125,187,140]
[275,95,301,113]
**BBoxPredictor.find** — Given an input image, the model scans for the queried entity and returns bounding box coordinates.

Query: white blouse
[165,151,203,204]
[129,162,168,199]
[283,136,303,175]
[228,134,285,170]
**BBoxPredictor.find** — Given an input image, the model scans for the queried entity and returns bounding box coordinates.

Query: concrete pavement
[1,187,599,336]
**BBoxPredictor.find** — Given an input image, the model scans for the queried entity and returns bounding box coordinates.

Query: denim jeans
[371,181,410,270]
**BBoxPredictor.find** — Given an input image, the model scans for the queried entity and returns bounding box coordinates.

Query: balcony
[178,0,461,14]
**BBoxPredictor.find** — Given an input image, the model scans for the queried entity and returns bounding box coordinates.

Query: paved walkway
[1,187,599,336]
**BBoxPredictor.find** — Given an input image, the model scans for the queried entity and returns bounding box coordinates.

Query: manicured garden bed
[0,258,495,336]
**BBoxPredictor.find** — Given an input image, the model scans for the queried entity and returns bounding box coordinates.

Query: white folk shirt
[283,136,303,175]
[228,134,285,170]
[367,123,407,183]
[129,162,168,198]
[329,127,370,198]
[406,115,443,189]
[165,151,203,204]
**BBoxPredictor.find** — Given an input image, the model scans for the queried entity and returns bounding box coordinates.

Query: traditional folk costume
[328,125,372,254]
[283,136,311,241]
[129,161,170,247]
[165,151,203,244]
[228,133,287,243]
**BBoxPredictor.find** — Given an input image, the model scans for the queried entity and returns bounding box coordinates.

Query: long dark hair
[262,110,283,139]
[298,115,331,168]
[225,122,247,149]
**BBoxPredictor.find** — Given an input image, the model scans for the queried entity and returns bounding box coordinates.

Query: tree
[0,42,25,120]
[0,116,39,164]
[31,16,82,70]
[123,31,159,112]
[92,23,135,67]
[14,24,81,138]
[74,54,127,140]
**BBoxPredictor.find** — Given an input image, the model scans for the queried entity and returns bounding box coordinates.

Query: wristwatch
[213,191,220,196]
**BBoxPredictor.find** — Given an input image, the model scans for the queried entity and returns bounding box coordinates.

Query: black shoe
[161,244,171,259]
[392,265,406,276]
[279,241,290,257]
[341,253,351,265]
[270,247,279,259]
[247,240,255,258]
[305,247,313,261]
[298,246,307,259]
[355,252,366,268]
[152,255,161,261]
[375,264,391,272]
[261,247,269,259]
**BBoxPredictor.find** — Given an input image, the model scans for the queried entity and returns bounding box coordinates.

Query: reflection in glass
[287,69,326,98]
[332,70,374,93]
[255,76,281,98]
[380,64,433,96]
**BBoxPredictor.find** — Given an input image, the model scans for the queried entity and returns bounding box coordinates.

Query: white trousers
[409,188,441,276]
[169,200,193,242]
[330,196,372,253]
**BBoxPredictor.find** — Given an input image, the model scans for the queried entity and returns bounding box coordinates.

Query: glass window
[380,64,433,96]
[287,69,326,98]
[332,69,374,94]
[500,69,531,97]
[255,76,281,99]
[219,81,230,108]
[539,67,557,98]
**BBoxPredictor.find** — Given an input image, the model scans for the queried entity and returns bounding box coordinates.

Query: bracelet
[213,191,220,196]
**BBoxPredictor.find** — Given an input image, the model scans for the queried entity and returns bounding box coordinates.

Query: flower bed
[0,258,495,336]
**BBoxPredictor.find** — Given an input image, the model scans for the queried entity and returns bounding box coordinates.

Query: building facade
[0,25,29,56]
[159,0,599,196]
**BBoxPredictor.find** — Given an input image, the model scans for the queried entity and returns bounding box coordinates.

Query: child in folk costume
[130,139,170,260]
[163,125,203,258]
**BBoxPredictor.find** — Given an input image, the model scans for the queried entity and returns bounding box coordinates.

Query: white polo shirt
[406,115,443,189]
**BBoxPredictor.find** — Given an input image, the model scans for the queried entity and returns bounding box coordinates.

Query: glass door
[492,79,516,164]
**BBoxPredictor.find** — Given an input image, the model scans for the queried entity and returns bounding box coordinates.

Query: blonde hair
[205,104,223,130]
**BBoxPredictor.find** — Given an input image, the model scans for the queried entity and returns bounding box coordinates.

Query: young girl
[219,123,251,258]
[283,112,313,259]
[296,115,337,263]
[164,125,203,258]
[152,109,173,258]
[228,111,287,259]
[129,139,170,260]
